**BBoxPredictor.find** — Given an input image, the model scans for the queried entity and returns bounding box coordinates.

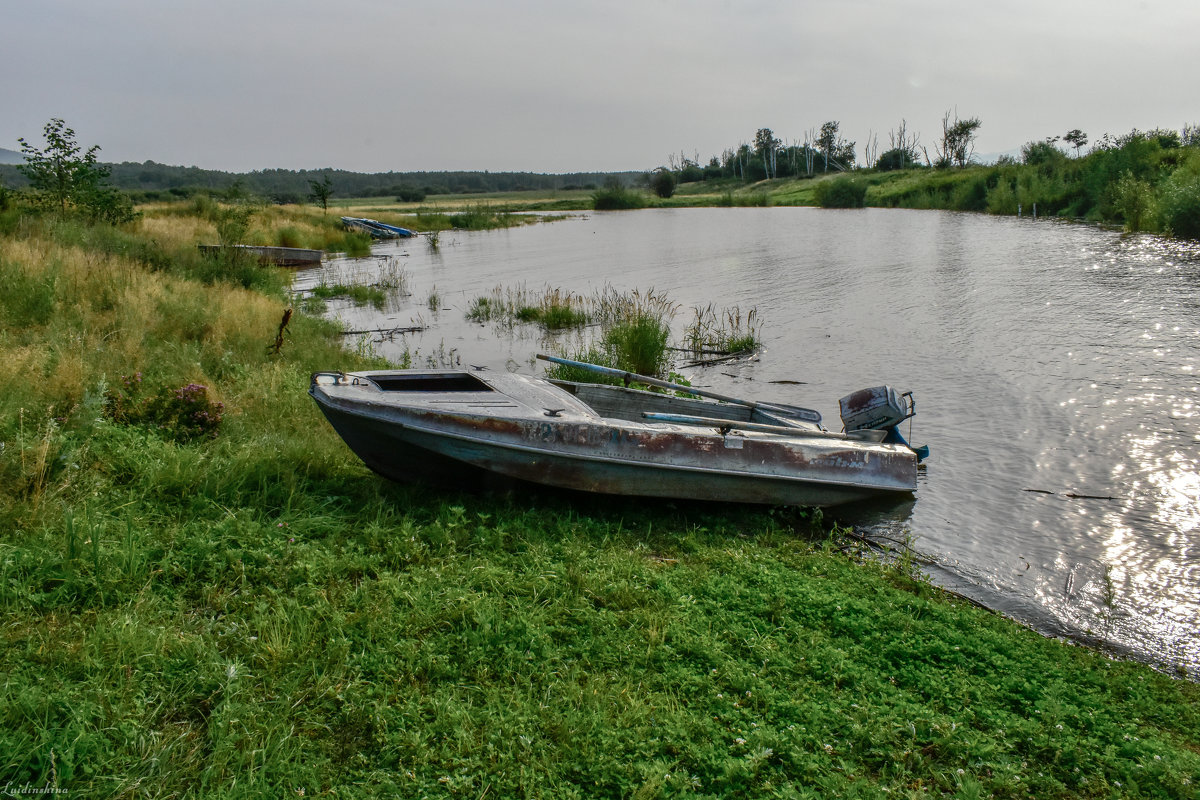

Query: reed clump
[683,303,763,356]
[464,284,591,331]
[304,257,408,311]
[410,203,528,232]
[545,287,677,380]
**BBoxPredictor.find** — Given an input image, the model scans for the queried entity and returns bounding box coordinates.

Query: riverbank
[370,131,1200,243]
[2,206,1198,796]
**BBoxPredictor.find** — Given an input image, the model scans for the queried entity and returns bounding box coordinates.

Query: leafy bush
[1159,163,1200,239]
[276,225,306,248]
[1021,140,1067,168]
[650,169,677,199]
[1111,171,1157,232]
[874,147,919,171]
[80,185,137,224]
[104,375,225,442]
[986,174,1019,215]
[951,175,989,212]
[814,177,867,208]
[591,179,645,210]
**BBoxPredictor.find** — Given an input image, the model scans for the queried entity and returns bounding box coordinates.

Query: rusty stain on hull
[310,369,920,507]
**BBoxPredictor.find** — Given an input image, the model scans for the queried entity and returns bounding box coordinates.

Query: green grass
[2,205,1198,796]
[310,282,387,308]
[464,285,591,332]
[406,202,536,232]
[683,304,762,357]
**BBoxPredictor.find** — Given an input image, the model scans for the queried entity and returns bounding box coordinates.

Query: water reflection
[298,209,1200,678]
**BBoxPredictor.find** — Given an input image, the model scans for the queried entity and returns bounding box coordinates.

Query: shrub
[951,175,989,211]
[717,191,769,207]
[985,177,1019,215]
[1021,140,1067,168]
[874,148,919,171]
[1159,164,1200,239]
[815,177,867,208]
[1111,171,1157,232]
[277,225,306,248]
[104,375,225,442]
[736,192,770,207]
[651,169,677,199]
[591,179,645,210]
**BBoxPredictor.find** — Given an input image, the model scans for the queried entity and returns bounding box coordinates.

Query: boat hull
[310,371,918,507]
[197,244,322,266]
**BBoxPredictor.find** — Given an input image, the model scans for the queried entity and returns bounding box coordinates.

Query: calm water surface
[297,208,1200,678]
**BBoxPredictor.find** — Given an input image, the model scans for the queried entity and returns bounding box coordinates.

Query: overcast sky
[4,0,1197,174]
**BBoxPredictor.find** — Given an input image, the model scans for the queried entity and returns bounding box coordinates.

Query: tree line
[0,153,641,204]
[648,110,994,198]
[812,126,1200,240]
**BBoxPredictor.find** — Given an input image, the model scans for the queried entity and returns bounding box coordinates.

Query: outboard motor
[839,386,912,433]
[839,386,927,460]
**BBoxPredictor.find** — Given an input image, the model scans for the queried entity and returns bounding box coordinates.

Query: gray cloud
[4,0,1197,172]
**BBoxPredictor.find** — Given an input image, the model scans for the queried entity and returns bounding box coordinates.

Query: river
[296,207,1200,679]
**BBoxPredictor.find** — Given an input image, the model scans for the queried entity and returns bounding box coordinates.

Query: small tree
[862,131,879,171]
[754,128,782,179]
[308,174,334,212]
[817,122,840,171]
[1063,129,1088,157]
[1112,171,1155,232]
[1022,139,1066,167]
[650,168,677,199]
[18,118,108,213]
[883,119,921,169]
[935,110,982,167]
[816,121,856,171]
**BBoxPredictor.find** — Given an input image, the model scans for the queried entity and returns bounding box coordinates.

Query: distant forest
[0,159,641,202]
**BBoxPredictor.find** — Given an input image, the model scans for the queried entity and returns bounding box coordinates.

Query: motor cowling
[839,386,913,433]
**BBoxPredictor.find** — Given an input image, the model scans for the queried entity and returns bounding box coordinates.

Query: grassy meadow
[1,200,1199,798]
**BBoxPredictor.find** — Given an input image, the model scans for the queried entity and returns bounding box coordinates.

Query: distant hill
[0,157,641,200]
[0,147,24,165]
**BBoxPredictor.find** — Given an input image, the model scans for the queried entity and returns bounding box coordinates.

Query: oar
[536,353,822,424]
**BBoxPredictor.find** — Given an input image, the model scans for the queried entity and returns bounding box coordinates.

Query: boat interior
[369,372,494,393]
[552,380,811,428]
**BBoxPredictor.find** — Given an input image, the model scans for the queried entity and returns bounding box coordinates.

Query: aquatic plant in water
[683,303,762,356]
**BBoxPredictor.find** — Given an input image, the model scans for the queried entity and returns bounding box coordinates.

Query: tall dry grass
[0,234,287,426]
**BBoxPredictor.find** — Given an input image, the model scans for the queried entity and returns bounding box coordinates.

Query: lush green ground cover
[1,205,1198,797]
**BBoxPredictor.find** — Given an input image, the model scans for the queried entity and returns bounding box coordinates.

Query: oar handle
[536,354,821,423]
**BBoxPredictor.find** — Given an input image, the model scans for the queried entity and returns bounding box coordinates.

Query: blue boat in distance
[341,216,416,238]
